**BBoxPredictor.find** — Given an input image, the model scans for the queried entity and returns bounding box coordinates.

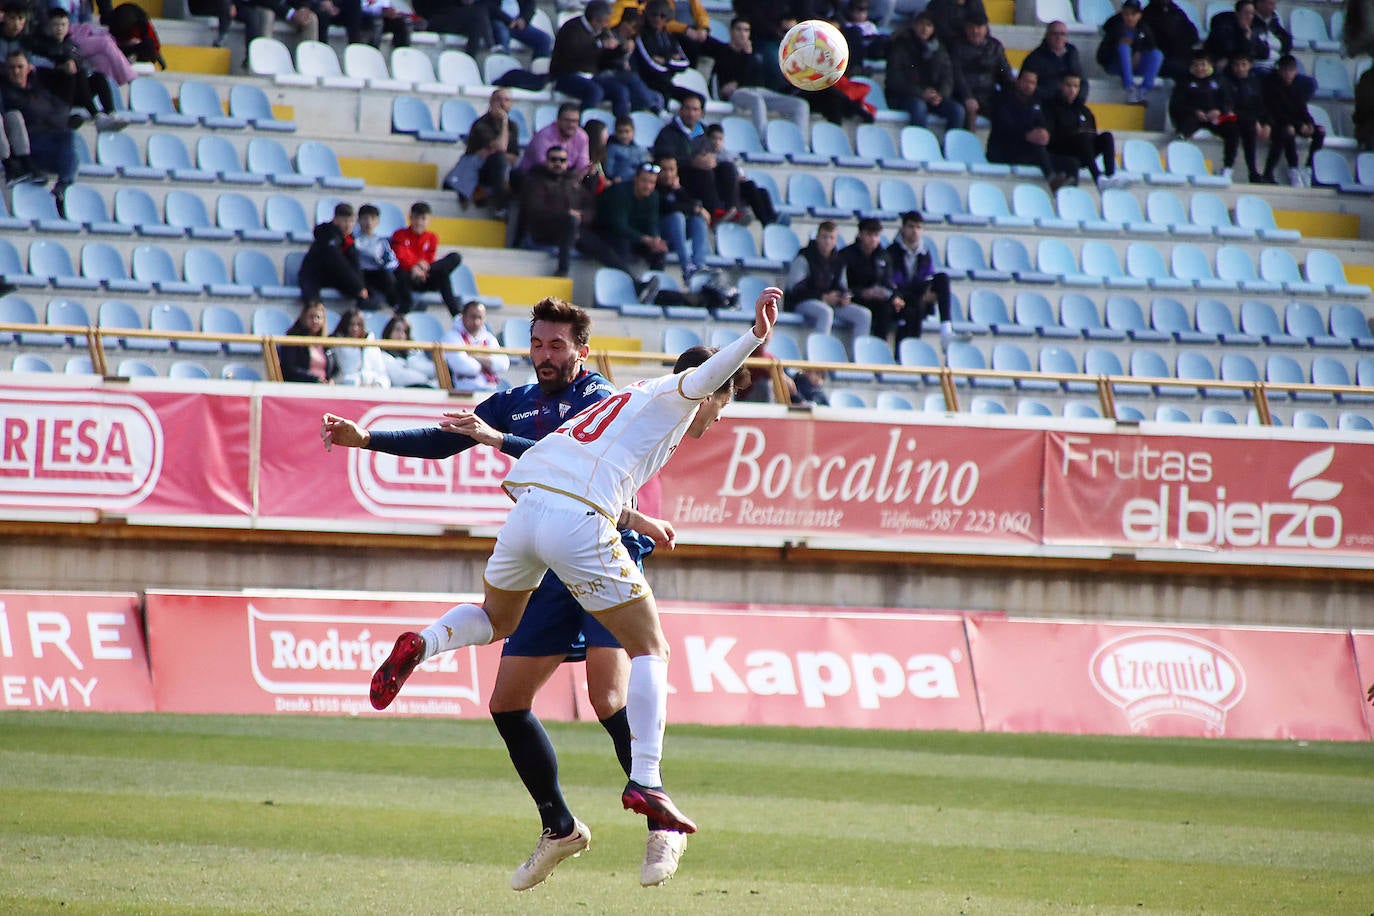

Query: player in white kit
[370,284,781,870]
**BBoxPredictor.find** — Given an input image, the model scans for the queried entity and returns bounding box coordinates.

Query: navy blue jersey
[367,369,615,460]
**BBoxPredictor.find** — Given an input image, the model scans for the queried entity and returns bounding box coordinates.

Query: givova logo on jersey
[0,390,162,508]
[1089,631,1246,735]
[1119,446,1346,549]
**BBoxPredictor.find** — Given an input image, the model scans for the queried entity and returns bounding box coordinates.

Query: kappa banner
[656,605,983,731]
[0,592,153,711]
[657,416,1044,546]
[144,591,577,720]
[967,618,1371,741]
[0,385,252,519]
[258,395,518,528]
[1042,431,1374,557]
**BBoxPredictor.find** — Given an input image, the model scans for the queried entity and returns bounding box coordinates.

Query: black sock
[599,707,632,777]
[491,709,574,837]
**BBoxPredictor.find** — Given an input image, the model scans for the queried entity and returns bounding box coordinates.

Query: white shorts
[484,487,652,613]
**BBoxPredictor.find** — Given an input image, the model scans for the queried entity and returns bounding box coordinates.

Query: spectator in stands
[1355,66,1374,151]
[1260,53,1324,186]
[1020,20,1086,104]
[988,69,1073,189]
[693,121,777,224]
[299,202,370,309]
[605,114,648,183]
[924,0,987,47]
[1046,73,1120,189]
[1205,0,1269,71]
[839,0,887,75]
[378,314,438,388]
[185,0,235,48]
[1169,50,1245,180]
[331,307,390,388]
[24,7,125,131]
[950,12,1013,130]
[702,16,810,138]
[616,0,710,62]
[353,203,401,309]
[358,0,413,49]
[839,216,902,341]
[277,299,336,383]
[516,143,591,276]
[1,48,75,203]
[443,299,509,392]
[1218,50,1268,182]
[104,2,166,69]
[1097,0,1162,104]
[581,160,671,280]
[0,5,28,62]
[599,8,666,115]
[444,88,519,214]
[633,0,696,106]
[739,326,805,404]
[391,201,462,315]
[887,210,962,352]
[886,12,965,129]
[1141,0,1199,81]
[518,101,591,182]
[731,0,792,91]
[488,0,551,56]
[0,102,38,186]
[411,0,492,51]
[793,366,829,405]
[1249,0,1290,69]
[653,152,711,281]
[784,220,872,338]
[551,1,659,118]
[583,118,610,193]
[238,0,319,55]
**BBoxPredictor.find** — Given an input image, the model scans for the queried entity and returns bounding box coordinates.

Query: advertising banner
[1352,629,1374,736]
[0,591,153,711]
[1042,431,1374,558]
[656,604,983,731]
[0,385,252,519]
[657,416,1044,547]
[967,618,1371,741]
[257,395,517,529]
[143,591,578,720]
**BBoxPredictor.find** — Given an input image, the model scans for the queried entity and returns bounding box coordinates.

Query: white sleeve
[680,328,764,400]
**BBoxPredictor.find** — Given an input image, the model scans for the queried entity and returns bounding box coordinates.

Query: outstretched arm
[320,413,475,458]
[680,285,780,400]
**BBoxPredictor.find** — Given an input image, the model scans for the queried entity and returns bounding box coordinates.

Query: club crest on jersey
[559,402,573,417]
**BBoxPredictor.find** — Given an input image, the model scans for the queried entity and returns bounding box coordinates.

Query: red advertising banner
[0,385,252,519]
[655,604,983,731]
[1042,431,1374,557]
[967,618,1371,741]
[0,591,153,711]
[143,590,577,720]
[657,416,1045,546]
[257,394,517,529]
[1352,630,1374,737]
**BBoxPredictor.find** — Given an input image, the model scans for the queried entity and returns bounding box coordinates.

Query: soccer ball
[778,19,850,92]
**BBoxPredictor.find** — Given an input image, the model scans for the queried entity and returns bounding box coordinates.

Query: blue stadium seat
[1039,344,1096,393]
[853,334,902,382]
[12,353,54,373]
[197,135,264,185]
[1240,300,1305,346]
[1267,354,1329,402]
[151,302,220,353]
[62,184,130,235]
[856,123,919,170]
[1189,191,1251,238]
[593,267,640,311]
[1014,184,1076,231]
[812,121,875,168]
[165,189,234,240]
[661,325,701,354]
[295,141,364,190]
[113,188,180,238]
[1131,348,1189,396]
[12,182,81,232]
[947,128,1037,176]
[766,120,828,166]
[832,175,882,218]
[30,240,100,290]
[762,223,801,263]
[1217,245,1282,293]
[722,116,782,164]
[202,304,259,355]
[993,342,1058,391]
[947,234,1011,281]
[788,173,849,219]
[923,179,986,226]
[1056,185,1115,232]
[1178,350,1240,398]
[263,194,315,243]
[989,237,1055,283]
[1329,303,1374,348]
[96,131,165,180]
[971,396,1008,414]
[1306,249,1372,296]
[807,332,872,382]
[99,299,160,350]
[252,306,293,337]
[896,337,942,384]
[1081,241,1145,288]
[1060,293,1125,339]
[969,181,1033,228]
[217,193,286,242]
[392,96,460,142]
[439,98,479,136]
[185,248,254,296]
[1291,410,1330,429]
[116,358,159,378]
[1234,195,1301,241]
[132,244,201,295]
[228,83,296,131]
[946,340,1012,388]
[1195,298,1261,344]
[1171,243,1233,291]
[1166,140,1230,187]
[178,80,247,129]
[877,177,920,214]
[1151,297,1213,343]
[129,77,198,127]
[147,133,216,181]
[234,249,297,298]
[876,391,917,410]
[1064,401,1103,419]
[82,242,150,293]
[1339,412,1374,430]
[1017,398,1054,417]
[1105,294,1168,341]
[968,289,1032,336]
[247,137,315,187]
[1145,190,1210,236]
[1311,356,1373,404]
[1125,242,1190,290]
[1286,301,1347,348]
[1101,189,1166,234]
[169,359,212,380]
[1014,291,1078,339]
[899,125,965,173]
[1037,239,1097,286]
[1155,405,1193,422]
[1123,138,1185,185]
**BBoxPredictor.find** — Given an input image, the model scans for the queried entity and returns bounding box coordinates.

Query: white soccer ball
[778,19,850,92]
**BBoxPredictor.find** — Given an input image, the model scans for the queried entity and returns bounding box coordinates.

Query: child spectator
[378,314,438,388]
[352,203,401,309]
[277,300,336,383]
[840,0,888,75]
[390,200,462,315]
[1097,0,1162,103]
[359,0,412,48]
[298,202,370,310]
[1261,53,1323,186]
[605,114,647,183]
[24,7,125,131]
[331,307,390,388]
[1217,51,1267,182]
[1169,50,1243,180]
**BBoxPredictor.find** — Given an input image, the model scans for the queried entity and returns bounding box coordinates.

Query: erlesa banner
[4,383,1374,560]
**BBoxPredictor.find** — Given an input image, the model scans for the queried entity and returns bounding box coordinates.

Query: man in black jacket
[840,217,902,341]
[1020,20,1086,104]
[298,203,370,309]
[1218,51,1267,182]
[885,13,965,129]
[549,0,637,116]
[987,69,1073,188]
[1261,54,1323,186]
[1141,0,1199,81]
[1205,0,1269,70]
[1097,0,1162,104]
[1045,73,1118,188]
[1,49,74,202]
[887,210,960,350]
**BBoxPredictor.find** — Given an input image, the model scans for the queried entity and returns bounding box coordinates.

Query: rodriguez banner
[0,591,153,711]
[0,385,252,520]
[967,617,1371,741]
[143,590,577,720]
[657,416,1044,547]
[1042,431,1374,557]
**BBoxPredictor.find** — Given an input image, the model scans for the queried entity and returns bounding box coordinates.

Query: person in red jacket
[390,201,462,315]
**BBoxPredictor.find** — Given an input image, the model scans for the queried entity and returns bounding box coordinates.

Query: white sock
[627,654,668,787]
[419,603,493,660]
[940,320,953,336]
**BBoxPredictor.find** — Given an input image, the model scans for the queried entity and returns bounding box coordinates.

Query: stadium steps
[477,274,573,305]
[336,156,438,189]
[162,45,232,75]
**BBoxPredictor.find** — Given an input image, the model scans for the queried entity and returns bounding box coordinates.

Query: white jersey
[503,329,763,518]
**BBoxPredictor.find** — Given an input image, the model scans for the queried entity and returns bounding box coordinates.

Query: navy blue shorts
[501,530,653,660]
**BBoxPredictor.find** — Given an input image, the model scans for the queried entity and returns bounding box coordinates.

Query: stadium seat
[96,131,164,180]
[831,175,881,218]
[1104,294,1167,341]
[128,77,197,127]
[203,304,259,355]
[113,188,181,238]
[58,185,126,236]
[132,244,201,295]
[971,396,1009,414]
[923,179,985,226]
[1037,239,1098,286]
[30,240,100,290]
[178,80,247,129]
[247,37,314,86]
[593,267,640,311]
[830,390,869,409]
[1194,298,1259,344]
[247,137,316,187]
[82,242,149,293]
[1166,141,1230,187]
[166,189,234,240]
[875,391,916,411]
[1060,293,1125,339]
[12,353,54,373]
[899,126,965,173]
[98,299,159,350]
[853,334,903,383]
[762,224,801,263]
[1014,292,1078,339]
[228,84,296,131]
[1149,297,1210,343]
[234,250,296,299]
[1291,410,1330,429]
[807,332,872,382]
[185,248,253,297]
[1234,195,1301,241]
[1039,345,1096,394]
[1261,248,1326,295]
[947,128,1038,177]
[1178,350,1240,399]
[662,325,701,354]
[1329,303,1374,348]
[947,234,1012,281]
[1339,412,1374,430]
[296,40,364,89]
[150,302,218,354]
[1154,405,1192,422]
[993,342,1058,391]
[1017,398,1054,417]
[439,98,480,136]
[856,124,919,170]
[217,193,286,243]
[197,135,264,185]
[1311,356,1373,404]
[393,96,459,142]
[1081,241,1145,288]
[147,133,216,182]
[1286,301,1347,348]
[1189,192,1251,238]
[1216,245,1281,293]
[41,299,90,346]
[64,355,97,375]
[766,120,828,166]
[1130,348,1183,396]
[345,43,411,91]
[12,182,80,232]
[969,289,1033,336]
[1056,186,1117,232]
[1267,354,1330,402]
[989,237,1055,283]
[1306,250,1372,296]
[1311,148,1364,190]
[969,182,1033,228]
[1290,7,1341,51]
[722,116,782,164]
[1170,243,1233,291]
[946,340,1012,388]
[1124,242,1190,291]
[263,195,314,243]
[788,173,849,219]
[1145,190,1211,237]
[812,121,876,168]
[1122,139,1186,185]
[391,47,450,95]
[295,141,365,190]
[1240,300,1305,346]
[1101,189,1166,235]
[116,358,159,378]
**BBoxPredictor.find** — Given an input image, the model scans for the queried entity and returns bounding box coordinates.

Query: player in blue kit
[320,296,684,888]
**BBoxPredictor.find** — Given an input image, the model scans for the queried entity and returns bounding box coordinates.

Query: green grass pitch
[1,711,1371,914]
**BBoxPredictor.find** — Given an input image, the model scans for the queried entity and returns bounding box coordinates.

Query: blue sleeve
[367,427,474,458]
[473,390,534,457]
[502,435,537,457]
